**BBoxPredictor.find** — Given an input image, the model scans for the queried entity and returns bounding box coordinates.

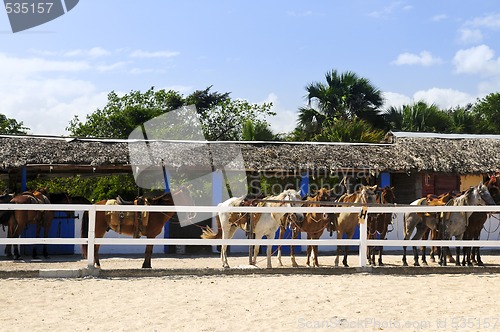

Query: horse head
[380,186,396,204]
[358,185,378,204]
[281,189,304,224]
[476,182,496,206]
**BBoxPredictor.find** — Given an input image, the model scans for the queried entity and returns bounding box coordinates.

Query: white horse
[201,189,304,268]
[440,182,495,266]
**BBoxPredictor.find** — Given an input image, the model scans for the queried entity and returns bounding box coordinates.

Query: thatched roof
[0,131,499,176]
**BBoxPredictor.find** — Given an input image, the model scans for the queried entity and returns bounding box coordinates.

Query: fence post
[87,205,96,269]
[358,209,368,267]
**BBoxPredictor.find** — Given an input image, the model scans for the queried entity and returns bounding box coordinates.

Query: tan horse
[335,185,377,267]
[277,187,337,267]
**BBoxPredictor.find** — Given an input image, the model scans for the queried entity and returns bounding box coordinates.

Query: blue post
[299,171,309,198]
[380,172,391,188]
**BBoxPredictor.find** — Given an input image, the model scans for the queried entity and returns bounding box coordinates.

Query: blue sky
[1,1,500,136]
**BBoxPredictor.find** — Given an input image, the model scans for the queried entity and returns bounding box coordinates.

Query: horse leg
[290,228,299,267]
[312,233,320,267]
[455,246,461,267]
[378,229,387,266]
[221,225,237,268]
[334,230,341,267]
[402,246,408,266]
[342,229,355,267]
[411,226,428,267]
[277,225,285,266]
[142,243,154,269]
[476,247,484,266]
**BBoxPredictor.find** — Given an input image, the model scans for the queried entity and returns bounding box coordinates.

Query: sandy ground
[1,251,500,331]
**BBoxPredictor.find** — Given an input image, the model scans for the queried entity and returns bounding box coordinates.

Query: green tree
[296,69,385,140]
[199,98,274,141]
[67,86,274,141]
[0,113,29,134]
[314,118,385,143]
[470,93,500,134]
[67,88,184,138]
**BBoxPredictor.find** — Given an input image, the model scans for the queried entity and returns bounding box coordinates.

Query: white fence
[1,203,500,268]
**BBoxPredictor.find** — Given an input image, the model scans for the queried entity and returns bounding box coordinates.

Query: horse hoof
[141,264,152,269]
[343,264,349,268]
[455,262,461,267]
[413,262,420,267]
[477,261,484,267]
[430,258,436,263]
[402,262,408,267]
[422,261,428,266]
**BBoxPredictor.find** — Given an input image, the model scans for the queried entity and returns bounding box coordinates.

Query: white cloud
[0,52,90,76]
[383,89,477,110]
[458,28,483,44]
[466,13,500,29]
[261,93,298,134]
[413,88,476,109]
[0,77,108,135]
[431,14,448,22]
[382,92,412,109]
[130,50,180,58]
[63,47,111,57]
[368,1,412,19]
[453,44,500,76]
[392,51,443,66]
[286,10,314,17]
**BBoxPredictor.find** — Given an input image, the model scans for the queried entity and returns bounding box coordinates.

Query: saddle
[106,196,149,238]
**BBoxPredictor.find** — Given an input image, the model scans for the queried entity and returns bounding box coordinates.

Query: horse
[5,190,54,260]
[440,182,496,266]
[277,187,337,267]
[0,192,14,227]
[461,176,500,266]
[201,189,304,268]
[82,186,195,268]
[335,184,377,267]
[367,186,396,266]
[402,191,455,266]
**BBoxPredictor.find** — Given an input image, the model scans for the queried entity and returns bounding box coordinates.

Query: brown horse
[367,186,396,266]
[277,188,337,267]
[402,191,456,266]
[462,175,500,266]
[5,190,54,260]
[335,185,377,267]
[82,187,194,269]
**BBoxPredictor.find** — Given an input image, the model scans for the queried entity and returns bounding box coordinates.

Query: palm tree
[297,70,385,136]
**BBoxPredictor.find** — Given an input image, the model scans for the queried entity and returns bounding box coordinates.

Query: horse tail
[200,214,222,239]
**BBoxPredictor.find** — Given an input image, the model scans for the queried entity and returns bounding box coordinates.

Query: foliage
[67,86,274,141]
[470,93,500,134]
[200,98,274,141]
[313,118,386,143]
[67,88,184,138]
[28,174,138,202]
[0,113,29,134]
[296,69,385,140]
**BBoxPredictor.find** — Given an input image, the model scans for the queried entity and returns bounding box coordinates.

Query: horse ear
[491,175,497,184]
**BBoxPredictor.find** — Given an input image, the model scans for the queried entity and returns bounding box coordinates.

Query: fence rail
[1,203,500,268]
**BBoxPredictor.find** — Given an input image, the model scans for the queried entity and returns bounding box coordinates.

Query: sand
[1,252,500,332]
